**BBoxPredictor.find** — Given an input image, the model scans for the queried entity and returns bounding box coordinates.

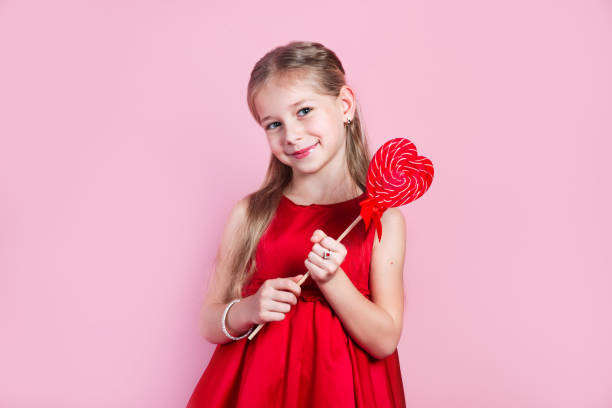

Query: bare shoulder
[203,195,250,305]
[381,207,406,232]
[227,195,250,228]
[218,195,250,256]
[371,207,406,267]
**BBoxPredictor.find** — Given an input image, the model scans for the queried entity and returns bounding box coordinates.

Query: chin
[291,162,323,175]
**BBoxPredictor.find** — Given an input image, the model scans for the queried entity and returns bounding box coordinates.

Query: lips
[291,141,319,156]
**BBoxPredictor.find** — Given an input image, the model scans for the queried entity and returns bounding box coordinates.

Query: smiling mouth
[292,141,319,156]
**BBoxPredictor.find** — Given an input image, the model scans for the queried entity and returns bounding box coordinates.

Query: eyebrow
[260,99,312,123]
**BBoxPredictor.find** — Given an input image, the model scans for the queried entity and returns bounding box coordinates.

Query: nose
[284,121,304,146]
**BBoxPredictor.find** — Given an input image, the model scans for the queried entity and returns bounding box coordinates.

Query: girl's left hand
[304,229,347,284]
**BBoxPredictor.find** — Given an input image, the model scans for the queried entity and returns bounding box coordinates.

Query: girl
[187,41,407,407]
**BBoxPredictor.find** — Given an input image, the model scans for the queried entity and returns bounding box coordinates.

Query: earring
[344,118,352,127]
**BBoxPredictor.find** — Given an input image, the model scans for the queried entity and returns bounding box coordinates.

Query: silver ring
[322,250,331,259]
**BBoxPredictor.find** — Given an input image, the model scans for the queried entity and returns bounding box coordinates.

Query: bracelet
[222,298,253,341]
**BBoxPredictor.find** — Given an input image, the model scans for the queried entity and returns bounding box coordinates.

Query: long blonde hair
[218,41,372,303]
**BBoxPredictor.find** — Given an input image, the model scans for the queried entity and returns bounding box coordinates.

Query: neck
[284,149,363,205]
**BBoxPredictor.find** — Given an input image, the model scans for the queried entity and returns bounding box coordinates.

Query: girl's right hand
[247,274,303,324]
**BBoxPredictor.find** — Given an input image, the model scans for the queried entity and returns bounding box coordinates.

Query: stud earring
[344,118,352,127]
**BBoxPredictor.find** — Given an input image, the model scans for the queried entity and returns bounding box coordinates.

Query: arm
[317,207,406,359]
[199,300,255,345]
[198,196,256,345]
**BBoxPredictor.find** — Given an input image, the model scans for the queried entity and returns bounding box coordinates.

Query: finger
[272,277,301,296]
[271,290,298,305]
[259,310,286,323]
[320,236,346,255]
[304,258,327,279]
[269,286,298,303]
[307,250,334,271]
[267,299,292,313]
[312,243,332,259]
[263,310,288,322]
[310,229,326,242]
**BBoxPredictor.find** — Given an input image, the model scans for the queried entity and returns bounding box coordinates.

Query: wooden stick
[247,214,363,340]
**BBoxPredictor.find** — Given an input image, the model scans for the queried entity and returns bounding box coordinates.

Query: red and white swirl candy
[359,137,434,241]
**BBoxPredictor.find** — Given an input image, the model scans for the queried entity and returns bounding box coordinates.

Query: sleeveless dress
[186,191,406,407]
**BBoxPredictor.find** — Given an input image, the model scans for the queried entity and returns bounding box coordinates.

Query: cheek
[306,119,327,134]
[313,116,340,140]
[267,138,286,158]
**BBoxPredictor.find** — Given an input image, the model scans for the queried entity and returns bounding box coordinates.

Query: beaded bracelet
[222,298,253,341]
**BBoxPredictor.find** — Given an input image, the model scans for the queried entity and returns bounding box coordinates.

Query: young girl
[186,41,407,407]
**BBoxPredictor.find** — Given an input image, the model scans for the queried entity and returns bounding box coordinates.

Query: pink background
[1,0,611,407]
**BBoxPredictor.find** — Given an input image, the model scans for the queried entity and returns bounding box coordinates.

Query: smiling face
[253,75,348,177]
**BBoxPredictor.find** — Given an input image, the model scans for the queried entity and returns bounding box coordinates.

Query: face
[254,76,352,177]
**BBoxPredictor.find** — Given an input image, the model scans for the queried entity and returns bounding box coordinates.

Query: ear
[336,84,356,119]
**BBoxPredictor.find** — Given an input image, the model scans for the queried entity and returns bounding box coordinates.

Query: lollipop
[248,137,434,340]
[359,137,434,242]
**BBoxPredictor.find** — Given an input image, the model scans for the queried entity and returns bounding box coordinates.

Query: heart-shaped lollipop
[248,137,433,340]
[359,137,434,241]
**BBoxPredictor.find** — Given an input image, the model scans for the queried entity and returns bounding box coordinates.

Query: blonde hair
[218,41,372,303]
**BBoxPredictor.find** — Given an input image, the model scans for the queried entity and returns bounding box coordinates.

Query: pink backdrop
[1,1,611,406]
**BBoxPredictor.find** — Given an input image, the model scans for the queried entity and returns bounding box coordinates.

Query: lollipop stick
[247,214,363,340]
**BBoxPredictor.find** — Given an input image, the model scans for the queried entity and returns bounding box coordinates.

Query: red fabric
[186,192,406,407]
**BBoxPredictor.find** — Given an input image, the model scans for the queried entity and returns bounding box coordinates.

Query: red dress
[186,192,406,407]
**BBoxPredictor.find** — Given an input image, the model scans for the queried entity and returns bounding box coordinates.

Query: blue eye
[265,107,312,130]
[298,107,312,116]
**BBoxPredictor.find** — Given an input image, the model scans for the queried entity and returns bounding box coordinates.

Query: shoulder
[221,194,251,235]
[381,207,405,227]
[370,207,407,276]
[216,195,252,268]
[204,195,250,305]
[374,207,406,246]
[229,195,250,224]
[370,208,407,284]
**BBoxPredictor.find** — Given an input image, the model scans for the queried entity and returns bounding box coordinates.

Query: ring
[322,250,331,259]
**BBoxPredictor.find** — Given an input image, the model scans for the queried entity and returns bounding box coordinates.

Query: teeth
[295,142,318,155]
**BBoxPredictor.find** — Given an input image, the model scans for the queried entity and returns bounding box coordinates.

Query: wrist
[317,266,346,298]
[225,297,254,337]
[317,266,344,288]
